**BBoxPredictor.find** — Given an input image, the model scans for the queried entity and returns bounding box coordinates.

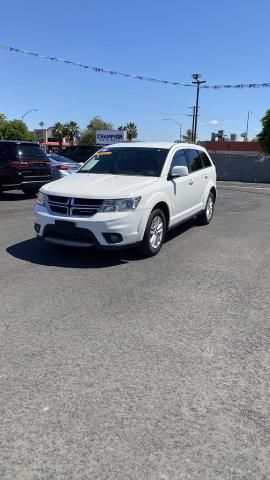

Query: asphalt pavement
[1,186,270,480]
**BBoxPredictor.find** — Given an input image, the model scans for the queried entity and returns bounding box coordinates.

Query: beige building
[34,127,70,153]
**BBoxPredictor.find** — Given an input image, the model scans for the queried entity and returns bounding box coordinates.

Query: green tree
[257,109,270,153]
[182,129,193,142]
[79,116,113,145]
[118,122,138,141]
[125,122,138,141]
[0,119,36,141]
[64,121,80,145]
[0,113,7,125]
[52,122,66,150]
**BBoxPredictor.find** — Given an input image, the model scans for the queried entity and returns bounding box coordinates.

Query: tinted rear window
[12,144,47,159]
[62,146,99,160]
[199,150,212,168]
[185,149,203,172]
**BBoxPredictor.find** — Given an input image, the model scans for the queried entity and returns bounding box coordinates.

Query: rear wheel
[139,209,166,257]
[197,192,215,225]
[22,188,39,197]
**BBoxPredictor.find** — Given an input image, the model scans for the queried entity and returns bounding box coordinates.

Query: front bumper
[34,205,150,247]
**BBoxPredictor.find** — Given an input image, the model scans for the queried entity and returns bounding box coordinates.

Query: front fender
[141,191,172,221]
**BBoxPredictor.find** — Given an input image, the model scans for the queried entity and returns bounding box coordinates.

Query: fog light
[102,233,123,244]
[34,223,41,233]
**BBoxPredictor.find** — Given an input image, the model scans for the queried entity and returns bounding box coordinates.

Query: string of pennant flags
[1,43,270,90]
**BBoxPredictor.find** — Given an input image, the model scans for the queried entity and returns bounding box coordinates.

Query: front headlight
[36,192,47,207]
[100,196,141,212]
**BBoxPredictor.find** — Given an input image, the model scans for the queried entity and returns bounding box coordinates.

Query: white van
[34,142,216,256]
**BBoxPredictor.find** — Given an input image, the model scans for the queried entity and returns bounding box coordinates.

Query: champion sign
[96,130,127,146]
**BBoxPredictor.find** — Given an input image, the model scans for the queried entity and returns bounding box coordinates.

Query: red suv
[0,141,52,195]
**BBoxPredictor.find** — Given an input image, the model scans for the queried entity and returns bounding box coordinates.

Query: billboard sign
[96,130,127,146]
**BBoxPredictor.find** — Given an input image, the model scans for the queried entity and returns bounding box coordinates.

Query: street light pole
[192,74,206,142]
[163,118,183,142]
[21,108,38,122]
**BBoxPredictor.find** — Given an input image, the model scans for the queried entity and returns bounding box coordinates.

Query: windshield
[78,147,169,177]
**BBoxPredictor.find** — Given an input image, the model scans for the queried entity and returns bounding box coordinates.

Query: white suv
[34,142,216,256]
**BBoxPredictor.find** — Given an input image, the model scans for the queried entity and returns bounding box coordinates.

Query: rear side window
[199,150,212,168]
[0,144,11,165]
[12,144,47,159]
[170,149,188,170]
[185,149,203,172]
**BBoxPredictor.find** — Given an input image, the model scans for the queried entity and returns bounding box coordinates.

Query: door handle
[205,175,208,179]
[189,180,194,185]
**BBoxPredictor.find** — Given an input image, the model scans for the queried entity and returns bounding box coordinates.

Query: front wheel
[139,209,166,257]
[197,192,215,225]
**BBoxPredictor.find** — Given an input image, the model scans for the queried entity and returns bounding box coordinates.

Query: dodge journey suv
[0,141,51,195]
[34,142,216,256]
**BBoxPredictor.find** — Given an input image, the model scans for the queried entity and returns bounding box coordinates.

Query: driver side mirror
[169,165,189,179]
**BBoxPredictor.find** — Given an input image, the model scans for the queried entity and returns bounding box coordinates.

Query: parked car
[0,141,51,195]
[34,142,216,256]
[61,145,100,163]
[47,153,80,180]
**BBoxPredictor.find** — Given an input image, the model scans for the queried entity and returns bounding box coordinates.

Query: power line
[2,44,270,90]
[0,44,192,88]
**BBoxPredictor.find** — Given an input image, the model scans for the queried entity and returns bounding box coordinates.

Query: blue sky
[1,0,269,141]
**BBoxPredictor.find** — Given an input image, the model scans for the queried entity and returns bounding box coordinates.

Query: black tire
[22,188,39,197]
[139,208,166,257]
[197,192,215,225]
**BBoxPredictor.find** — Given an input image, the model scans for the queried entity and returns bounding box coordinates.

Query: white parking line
[218,184,270,192]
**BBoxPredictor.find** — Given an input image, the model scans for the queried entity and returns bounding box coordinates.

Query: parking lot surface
[1,186,270,480]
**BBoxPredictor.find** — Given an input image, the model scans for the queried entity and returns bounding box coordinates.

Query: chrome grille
[47,195,103,217]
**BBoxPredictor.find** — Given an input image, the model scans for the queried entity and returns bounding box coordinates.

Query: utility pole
[189,106,196,142]
[192,74,206,142]
[245,110,252,141]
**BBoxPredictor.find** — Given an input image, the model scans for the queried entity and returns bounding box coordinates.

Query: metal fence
[211,153,270,183]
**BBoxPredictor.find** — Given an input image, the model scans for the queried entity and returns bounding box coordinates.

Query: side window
[0,145,10,166]
[170,149,188,170]
[185,149,203,172]
[199,150,212,168]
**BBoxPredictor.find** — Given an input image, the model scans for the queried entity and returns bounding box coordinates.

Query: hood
[41,173,159,199]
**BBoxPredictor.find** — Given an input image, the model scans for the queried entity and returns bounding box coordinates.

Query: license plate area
[54,220,76,233]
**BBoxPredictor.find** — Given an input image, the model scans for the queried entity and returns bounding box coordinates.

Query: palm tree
[64,121,80,145]
[53,122,65,150]
[125,122,138,141]
[182,129,193,142]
